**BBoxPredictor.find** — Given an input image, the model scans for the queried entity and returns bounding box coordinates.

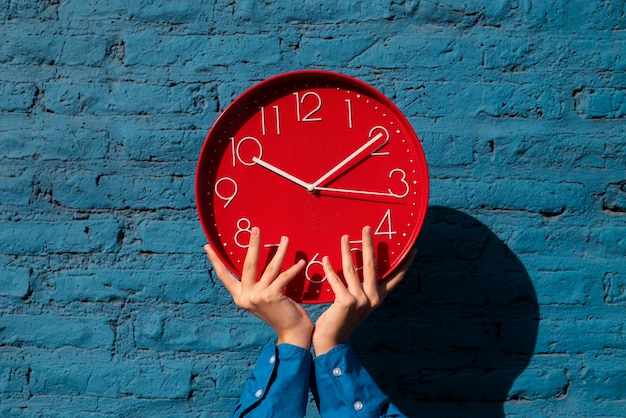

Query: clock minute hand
[312,132,386,188]
[252,156,315,192]
[315,186,397,198]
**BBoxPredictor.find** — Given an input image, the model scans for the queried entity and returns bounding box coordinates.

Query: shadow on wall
[353,206,540,418]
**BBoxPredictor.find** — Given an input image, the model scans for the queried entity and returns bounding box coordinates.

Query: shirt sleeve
[230,341,312,418]
[311,344,406,418]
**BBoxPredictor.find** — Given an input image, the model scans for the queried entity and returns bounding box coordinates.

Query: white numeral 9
[214,177,238,208]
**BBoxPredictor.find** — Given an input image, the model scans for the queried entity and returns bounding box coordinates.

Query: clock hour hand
[312,132,387,188]
[252,157,315,192]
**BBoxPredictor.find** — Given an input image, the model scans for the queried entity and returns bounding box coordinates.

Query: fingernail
[251,227,259,236]
[322,256,330,265]
[364,225,372,235]
[281,236,288,244]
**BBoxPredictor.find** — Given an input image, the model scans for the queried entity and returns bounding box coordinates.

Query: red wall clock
[196,70,428,303]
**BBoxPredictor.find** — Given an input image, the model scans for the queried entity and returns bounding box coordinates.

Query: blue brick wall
[1,1,625,416]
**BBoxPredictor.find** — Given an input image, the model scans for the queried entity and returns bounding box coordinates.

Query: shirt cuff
[313,344,404,417]
[231,341,312,418]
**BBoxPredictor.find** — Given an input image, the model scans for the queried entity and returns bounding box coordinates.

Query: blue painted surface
[1,1,625,416]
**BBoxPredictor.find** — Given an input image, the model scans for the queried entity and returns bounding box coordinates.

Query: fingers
[259,236,289,286]
[322,256,350,299]
[270,258,306,291]
[360,226,378,296]
[241,226,261,289]
[340,235,360,290]
[204,244,240,296]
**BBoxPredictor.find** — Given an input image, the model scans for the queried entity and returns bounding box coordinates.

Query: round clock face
[196,70,428,304]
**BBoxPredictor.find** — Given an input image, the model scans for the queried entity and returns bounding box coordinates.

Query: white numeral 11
[260,106,281,135]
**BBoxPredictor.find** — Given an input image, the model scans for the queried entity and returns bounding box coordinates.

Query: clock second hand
[251,156,315,192]
[312,132,386,189]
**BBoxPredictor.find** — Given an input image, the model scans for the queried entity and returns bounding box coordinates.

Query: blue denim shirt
[231,342,406,417]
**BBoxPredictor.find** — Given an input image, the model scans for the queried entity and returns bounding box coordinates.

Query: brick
[534,270,588,305]
[603,272,626,305]
[409,0,511,26]
[0,220,121,254]
[575,88,626,119]
[589,226,626,258]
[58,0,130,20]
[134,313,273,353]
[483,36,570,71]
[421,131,476,167]
[58,36,109,66]
[126,0,208,23]
[30,351,192,399]
[297,35,376,67]
[51,169,195,210]
[122,128,203,161]
[571,39,626,72]
[507,358,570,401]
[535,317,626,354]
[3,0,60,20]
[580,352,626,400]
[431,178,588,214]
[0,81,36,112]
[399,81,563,119]
[0,173,32,206]
[354,34,467,70]
[214,0,393,24]
[133,220,206,253]
[0,32,62,65]
[124,34,280,67]
[48,269,219,304]
[603,181,626,212]
[0,127,109,160]
[0,268,30,298]
[44,81,214,116]
[0,315,114,349]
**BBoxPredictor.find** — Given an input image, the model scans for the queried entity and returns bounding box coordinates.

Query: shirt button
[354,401,364,411]
[269,355,275,364]
[254,389,263,398]
[332,367,342,377]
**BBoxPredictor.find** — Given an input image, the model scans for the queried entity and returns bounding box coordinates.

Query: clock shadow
[352,206,539,417]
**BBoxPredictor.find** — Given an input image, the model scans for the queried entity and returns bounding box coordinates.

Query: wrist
[312,336,342,356]
[277,323,313,350]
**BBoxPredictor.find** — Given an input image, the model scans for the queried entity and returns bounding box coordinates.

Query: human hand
[312,226,416,356]
[204,227,313,349]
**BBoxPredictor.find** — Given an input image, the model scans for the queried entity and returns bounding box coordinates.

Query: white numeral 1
[345,99,353,129]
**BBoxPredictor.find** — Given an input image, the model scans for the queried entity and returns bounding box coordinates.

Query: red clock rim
[195,70,429,296]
